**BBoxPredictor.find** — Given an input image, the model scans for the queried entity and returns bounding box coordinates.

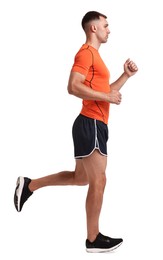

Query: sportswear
[71,44,110,124]
[86,232,123,253]
[14,176,33,212]
[72,114,108,158]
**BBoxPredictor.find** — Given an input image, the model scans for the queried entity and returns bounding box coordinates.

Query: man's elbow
[67,83,76,95]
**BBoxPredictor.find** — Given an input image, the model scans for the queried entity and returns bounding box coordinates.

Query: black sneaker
[86,232,123,253]
[14,176,33,212]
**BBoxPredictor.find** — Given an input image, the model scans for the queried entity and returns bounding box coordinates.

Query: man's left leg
[14,159,88,212]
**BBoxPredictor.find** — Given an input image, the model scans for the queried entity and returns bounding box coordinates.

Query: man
[14,11,138,253]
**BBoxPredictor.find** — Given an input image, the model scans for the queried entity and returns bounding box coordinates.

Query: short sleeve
[71,49,93,76]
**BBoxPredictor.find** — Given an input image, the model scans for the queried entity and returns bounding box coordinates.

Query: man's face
[94,16,110,43]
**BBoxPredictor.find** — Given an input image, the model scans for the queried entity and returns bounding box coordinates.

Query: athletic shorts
[72,114,109,159]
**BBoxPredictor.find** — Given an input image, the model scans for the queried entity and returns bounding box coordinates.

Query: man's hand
[107,90,122,105]
[124,58,138,77]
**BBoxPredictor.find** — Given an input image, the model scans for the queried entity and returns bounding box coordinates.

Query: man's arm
[67,71,122,105]
[110,58,138,91]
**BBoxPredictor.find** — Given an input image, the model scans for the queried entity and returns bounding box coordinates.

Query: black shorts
[72,114,109,159]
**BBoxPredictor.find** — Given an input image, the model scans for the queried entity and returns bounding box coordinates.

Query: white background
[0,0,163,259]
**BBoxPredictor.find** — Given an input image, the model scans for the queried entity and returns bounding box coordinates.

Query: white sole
[86,242,123,253]
[16,176,25,212]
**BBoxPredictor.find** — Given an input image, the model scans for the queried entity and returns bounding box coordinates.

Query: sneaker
[14,176,33,212]
[86,232,123,253]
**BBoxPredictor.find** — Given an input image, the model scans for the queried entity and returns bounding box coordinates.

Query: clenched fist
[124,58,138,77]
[107,90,122,105]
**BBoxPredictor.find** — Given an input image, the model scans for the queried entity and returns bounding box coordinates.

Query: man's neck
[85,40,101,50]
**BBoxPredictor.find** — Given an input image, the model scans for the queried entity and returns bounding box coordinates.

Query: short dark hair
[81,11,107,30]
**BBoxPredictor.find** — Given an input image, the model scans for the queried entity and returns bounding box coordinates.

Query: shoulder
[71,47,93,75]
[73,47,94,68]
[75,47,93,60]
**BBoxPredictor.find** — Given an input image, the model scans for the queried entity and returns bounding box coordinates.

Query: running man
[14,11,138,253]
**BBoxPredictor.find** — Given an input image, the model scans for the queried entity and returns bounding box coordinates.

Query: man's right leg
[82,150,123,253]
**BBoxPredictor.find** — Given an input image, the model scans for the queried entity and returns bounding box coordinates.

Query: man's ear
[90,25,97,33]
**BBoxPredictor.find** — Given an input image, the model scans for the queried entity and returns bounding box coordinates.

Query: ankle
[87,232,99,242]
[28,180,35,192]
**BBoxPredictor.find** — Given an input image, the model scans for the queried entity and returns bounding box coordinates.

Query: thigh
[82,150,107,183]
[74,159,89,185]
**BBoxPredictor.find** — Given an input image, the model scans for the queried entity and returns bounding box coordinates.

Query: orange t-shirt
[71,44,110,124]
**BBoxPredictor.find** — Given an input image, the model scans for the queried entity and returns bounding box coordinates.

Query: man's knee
[72,171,89,186]
[90,173,107,191]
[98,174,107,190]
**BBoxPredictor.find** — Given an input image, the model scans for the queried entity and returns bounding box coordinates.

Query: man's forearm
[68,82,108,101]
[110,72,129,91]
